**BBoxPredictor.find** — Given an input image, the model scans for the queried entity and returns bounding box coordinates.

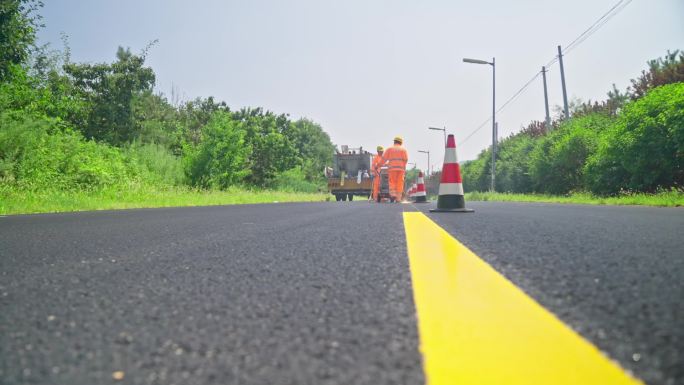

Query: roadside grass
[464,190,684,207]
[0,186,329,215]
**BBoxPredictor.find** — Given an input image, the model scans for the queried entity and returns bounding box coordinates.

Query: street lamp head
[418,150,429,154]
[428,127,444,131]
[463,58,491,65]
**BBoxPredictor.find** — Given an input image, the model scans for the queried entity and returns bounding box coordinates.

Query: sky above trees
[38,0,684,168]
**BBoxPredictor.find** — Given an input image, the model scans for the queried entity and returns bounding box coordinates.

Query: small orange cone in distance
[414,171,427,203]
[430,134,474,213]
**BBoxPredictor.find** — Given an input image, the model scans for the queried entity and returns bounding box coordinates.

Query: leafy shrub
[585,83,684,194]
[185,111,250,189]
[495,133,536,193]
[125,141,185,186]
[529,114,612,194]
[0,112,131,191]
[461,152,490,192]
[272,167,323,193]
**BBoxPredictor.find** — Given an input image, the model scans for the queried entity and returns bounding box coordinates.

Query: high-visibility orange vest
[372,154,384,175]
[382,144,408,171]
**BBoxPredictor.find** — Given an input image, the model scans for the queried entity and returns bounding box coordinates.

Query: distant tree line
[0,0,335,194]
[461,50,684,195]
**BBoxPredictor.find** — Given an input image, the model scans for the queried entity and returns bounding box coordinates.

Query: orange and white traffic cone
[414,171,427,203]
[430,134,474,213]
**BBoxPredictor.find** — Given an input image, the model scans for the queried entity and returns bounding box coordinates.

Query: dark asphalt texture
[418,201,684,385]
[0,203,423,385]
[1,201,683,385]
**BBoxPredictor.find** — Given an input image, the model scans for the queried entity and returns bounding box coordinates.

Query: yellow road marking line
[403,212,644,385]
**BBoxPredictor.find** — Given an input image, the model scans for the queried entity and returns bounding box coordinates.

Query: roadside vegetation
[0,1,332,214]
[465,190,684,208]
[460,50,684,206]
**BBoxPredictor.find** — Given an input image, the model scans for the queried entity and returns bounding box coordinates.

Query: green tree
[233,108,299,187]
[133,91,181,149]
[284,118,334,181]
[65,46,155,145]
[629,50,684,99]
[177,96,230,147]
[185,111,249,189]
[0,0,42,82]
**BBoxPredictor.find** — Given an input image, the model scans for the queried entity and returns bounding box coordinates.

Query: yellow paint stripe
[403,212,644,385]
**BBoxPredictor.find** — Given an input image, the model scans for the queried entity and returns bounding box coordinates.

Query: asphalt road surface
[1,201,682,385]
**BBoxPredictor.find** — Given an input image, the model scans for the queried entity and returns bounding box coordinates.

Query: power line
[459,71,541,145]
[564,0,627,54]
[459,0,634,146]
[564,0,633,56]
[545,0,633,68]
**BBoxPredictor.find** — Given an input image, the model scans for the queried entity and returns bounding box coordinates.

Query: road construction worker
[371,146,385,201]
[382,136,408,202]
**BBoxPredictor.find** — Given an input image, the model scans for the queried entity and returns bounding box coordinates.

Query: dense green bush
[0,113,131,191]
[125,142,185,186]
[184,111,250,189]
[463,82,683,195]
[494,133,536,193]
[529,114,612,194]
[585,83,684,194]
[461,152,490,192]
[272,167,322,193]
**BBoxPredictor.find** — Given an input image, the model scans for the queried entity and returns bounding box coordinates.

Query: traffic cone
[414,171,427,203]
[430,134,474,213]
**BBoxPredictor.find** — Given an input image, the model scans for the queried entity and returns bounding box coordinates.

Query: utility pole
[558,45,570,120]
[462,56,496,191]
[493,121,497,189]
[491,57,496,192]
[542,66,551,130]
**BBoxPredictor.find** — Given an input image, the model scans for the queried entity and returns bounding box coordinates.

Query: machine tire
[347,194,354,201]
[335,194,342,201]
[341,194,347,201]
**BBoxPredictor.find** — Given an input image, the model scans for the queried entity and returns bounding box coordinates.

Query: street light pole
[463,56,496,192]
[428,127,447,147]
[491,57,496,192]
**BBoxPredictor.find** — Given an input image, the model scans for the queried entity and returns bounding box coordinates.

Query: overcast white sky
[38,0,683,170]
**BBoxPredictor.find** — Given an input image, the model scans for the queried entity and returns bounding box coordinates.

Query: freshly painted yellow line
[403,212,644,385]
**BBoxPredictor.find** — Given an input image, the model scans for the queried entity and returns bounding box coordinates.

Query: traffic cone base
[430,195,474,212]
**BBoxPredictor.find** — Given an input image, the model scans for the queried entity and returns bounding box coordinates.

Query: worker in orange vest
[371,146,384,201]
[382,136,408,202]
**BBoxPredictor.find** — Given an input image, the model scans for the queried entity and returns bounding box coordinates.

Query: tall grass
[465,189,684,207]
[271,167,325,193]
[125,141,185,186]
[0,185,327,215]
[0,114,329,215]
